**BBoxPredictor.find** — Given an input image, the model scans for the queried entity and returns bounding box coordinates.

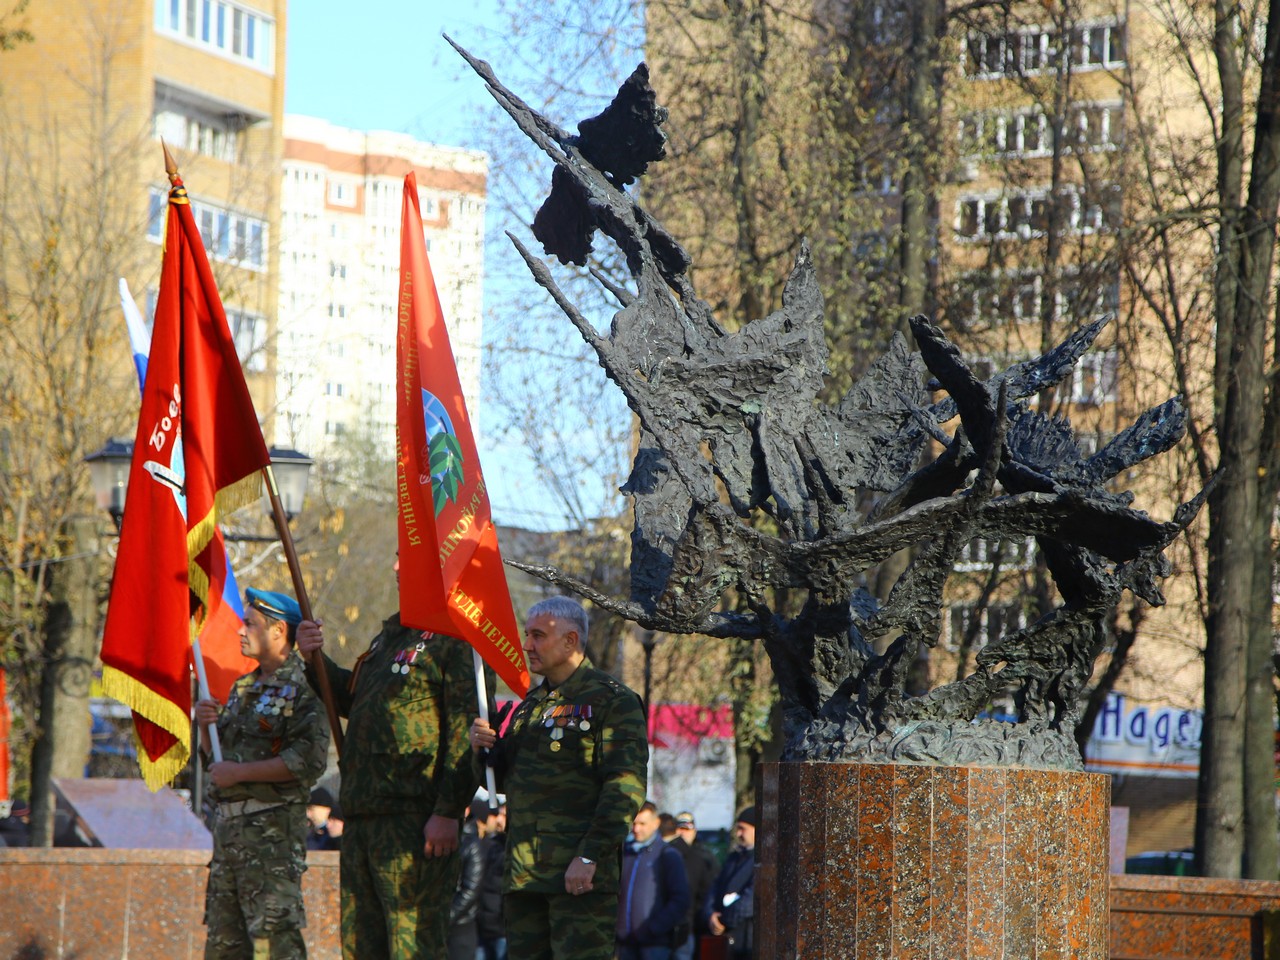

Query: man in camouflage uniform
[469,596,648,960]
[297,553,482,959]
[196,587,330,960]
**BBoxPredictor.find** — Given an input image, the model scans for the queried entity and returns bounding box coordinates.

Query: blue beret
[245,588,302,626]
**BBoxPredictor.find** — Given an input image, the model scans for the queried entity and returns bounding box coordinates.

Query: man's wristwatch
[578,856,595,865]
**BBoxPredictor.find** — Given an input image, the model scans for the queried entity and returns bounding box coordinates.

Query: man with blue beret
[196,587,331,960]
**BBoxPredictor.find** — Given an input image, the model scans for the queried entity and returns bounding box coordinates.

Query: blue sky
[284,2,501,148]
[285,2,572,529]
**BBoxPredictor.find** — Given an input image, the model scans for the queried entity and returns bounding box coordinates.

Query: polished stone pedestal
[757,761,1109,959]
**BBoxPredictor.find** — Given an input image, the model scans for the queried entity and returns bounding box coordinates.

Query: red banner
[121,278,254,702]
[100,174,270,789]
[396,172,529,696]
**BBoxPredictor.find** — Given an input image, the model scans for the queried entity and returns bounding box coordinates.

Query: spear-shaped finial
[162,140,180,184]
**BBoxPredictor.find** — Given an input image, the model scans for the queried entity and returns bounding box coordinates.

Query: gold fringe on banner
[100,665,190,791]
[187,472,264,607]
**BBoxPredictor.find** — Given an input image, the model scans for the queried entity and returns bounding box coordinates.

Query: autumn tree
[0,7,153,842]
[1112,0,1280,879]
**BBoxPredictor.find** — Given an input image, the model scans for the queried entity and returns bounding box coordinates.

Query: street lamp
[84,440,314,529]
[265,447,314,521]
[84,438,134,530]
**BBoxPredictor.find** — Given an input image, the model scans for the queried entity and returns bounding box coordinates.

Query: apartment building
[643,0,1221,854]
[276,116,487,465]
[0,0,287,423]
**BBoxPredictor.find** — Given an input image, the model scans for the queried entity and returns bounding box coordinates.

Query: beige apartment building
[938,0,1213,856]
[0,0,288,422]
[643,0,1224,855]
[276,116,487,464]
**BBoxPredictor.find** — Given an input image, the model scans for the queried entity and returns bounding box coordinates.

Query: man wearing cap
[195,588,331,960]
[306,787,340,851]
[296,553,481,960]
[670,812,717,960]
[468,595,649,960]
[703,807,756,960]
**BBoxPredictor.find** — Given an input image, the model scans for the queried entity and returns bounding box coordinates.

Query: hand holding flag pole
[472,649,498,803]
[263,464,345,752]
[190,641,223,762]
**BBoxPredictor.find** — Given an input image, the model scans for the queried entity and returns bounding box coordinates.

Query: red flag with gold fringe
[396,172,529,696]
[100,169,270,789]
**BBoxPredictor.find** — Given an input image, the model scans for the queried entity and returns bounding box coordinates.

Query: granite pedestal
[757,761,1110,959]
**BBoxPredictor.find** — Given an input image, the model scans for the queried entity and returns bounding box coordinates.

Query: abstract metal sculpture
[454,42,1206,769]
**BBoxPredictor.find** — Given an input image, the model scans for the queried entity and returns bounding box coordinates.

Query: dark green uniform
[309,614,481,960]
[205,651,330,960]
[483,661,648,960]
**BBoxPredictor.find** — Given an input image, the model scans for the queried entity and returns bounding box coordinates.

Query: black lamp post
[639,628,658,741]
[85,440,314,532]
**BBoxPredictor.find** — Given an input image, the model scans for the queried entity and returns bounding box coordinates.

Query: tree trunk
[28,517,99,846]
[1197,0,1280,878]
[1243,507,1278,879]
[898,0,942,325]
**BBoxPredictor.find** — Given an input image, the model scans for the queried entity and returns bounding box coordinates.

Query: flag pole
[261,463,345,751]
[472,649,499,803]
[191,640,224,762]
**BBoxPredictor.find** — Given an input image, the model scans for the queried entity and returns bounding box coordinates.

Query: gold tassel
[100,666,191,791]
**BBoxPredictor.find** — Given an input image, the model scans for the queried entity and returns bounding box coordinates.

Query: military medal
[393,641,426,675]
[550,741,562,752]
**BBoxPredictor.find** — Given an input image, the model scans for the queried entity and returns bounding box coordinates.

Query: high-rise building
[276,115,487,465]
[0,0,287,422]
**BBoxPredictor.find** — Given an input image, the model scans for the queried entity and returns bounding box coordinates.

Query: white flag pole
[472,648,498,803]
[192,638,223,762]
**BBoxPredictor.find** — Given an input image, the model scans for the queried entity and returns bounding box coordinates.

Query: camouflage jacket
[484,661,647,894]
[211,650,330,806]
[310,614,480,819]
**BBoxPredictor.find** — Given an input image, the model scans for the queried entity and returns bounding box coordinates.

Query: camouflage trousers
[205,803,309,960]
[504,890,616,960]
[340,813,460,960]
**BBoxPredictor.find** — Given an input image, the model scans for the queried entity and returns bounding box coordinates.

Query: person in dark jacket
[447,811,485,960]
[475,803,507,960]
[617,801,690,960]
[703,806,756,960]
[671,811,717,960]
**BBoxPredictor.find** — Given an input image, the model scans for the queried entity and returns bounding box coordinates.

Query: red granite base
[757,761,1110,959]
[0,847,340,959]
[1110,874,1280,959]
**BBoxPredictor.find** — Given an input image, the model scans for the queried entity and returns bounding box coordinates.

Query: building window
[955,184,1120,241]
[955,536,1037,574]
[226,308,266,372]
[1055,349,1119,404]
[152,106,243,163]
[964,19,1125,78]
[946,601,1028,652]
[328,180,355,207]
[959,102,1122,158]
[154,0,275,72]
[953,267,1120,327]
[1057,271,1121,322]
[147,187,268,270]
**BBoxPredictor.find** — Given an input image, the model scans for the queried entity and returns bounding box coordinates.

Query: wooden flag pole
[262,464,345,751]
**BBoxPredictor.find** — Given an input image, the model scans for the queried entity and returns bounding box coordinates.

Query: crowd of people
[194,560,758,960]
